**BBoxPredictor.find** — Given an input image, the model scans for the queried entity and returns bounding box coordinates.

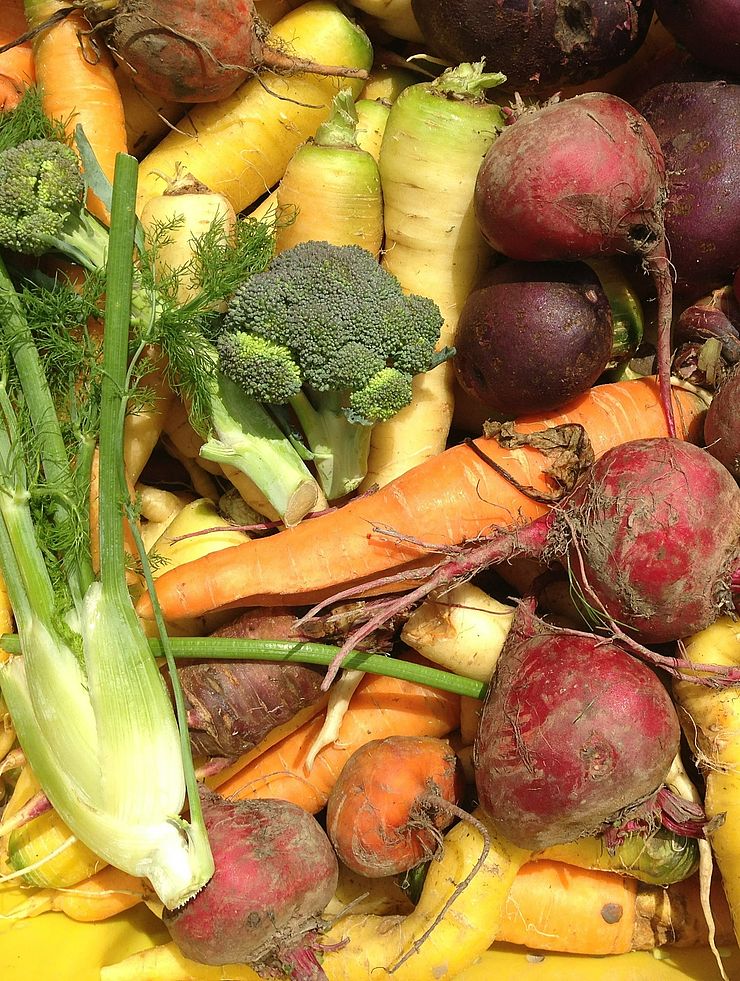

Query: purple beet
[635,80,740,303]
[705,367,740,481]
[410,0,654,97]
[454,260,614,415]
[654,0,740,75]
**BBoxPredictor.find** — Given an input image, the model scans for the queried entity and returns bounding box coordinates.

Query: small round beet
[705,368,740,481]
[454,260,613,415]
[164,791,338,971]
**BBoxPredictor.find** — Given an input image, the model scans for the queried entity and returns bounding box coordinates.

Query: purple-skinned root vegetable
[454,260,614,415]
[653,0,740,75]
[163,789,339,975]
[410,0,654,98]
[473,600,681,850]
[474,92,676,436]
[635,81,740,303]
[705,367,740,482]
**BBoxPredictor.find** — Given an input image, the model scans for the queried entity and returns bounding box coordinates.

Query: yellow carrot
[349,0,424,41]
[673,617,740,945]
[359,62,506,490]
[136,3,373,214]
[274,89,383,256]
[360,65,418,103]
[322,811,530,979]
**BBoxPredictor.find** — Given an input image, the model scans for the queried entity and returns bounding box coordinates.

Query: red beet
[84,0,368,103]
[558,438,740,643]
[474,93,677,435]
[163,789,338,974]
[635,81,740,303]
[473,601,681,850]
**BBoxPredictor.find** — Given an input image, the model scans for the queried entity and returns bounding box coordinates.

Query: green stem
[98,154,138,598]
[0,634,487,699]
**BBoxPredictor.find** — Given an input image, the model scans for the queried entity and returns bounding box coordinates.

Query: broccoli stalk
[200,368,322,527]
[0,138,111,272]
[219,241,452,501]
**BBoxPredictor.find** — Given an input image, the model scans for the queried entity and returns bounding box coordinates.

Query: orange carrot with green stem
[0,0,35,111]
[137,377,707,624]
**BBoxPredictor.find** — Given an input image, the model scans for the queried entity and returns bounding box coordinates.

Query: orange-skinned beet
[91,0,367,103]
[326,735,464,877]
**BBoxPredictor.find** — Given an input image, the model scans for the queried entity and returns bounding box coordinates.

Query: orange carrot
[499,861,736,955]
[0,0,35,111]
[138,378,707,622]
[214,672,461,812]
[24,0,127,219]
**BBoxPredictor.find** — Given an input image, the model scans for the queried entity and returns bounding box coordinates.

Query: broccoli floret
[0,138,110,271]
[221,241,452,499]
[216,332,302,403]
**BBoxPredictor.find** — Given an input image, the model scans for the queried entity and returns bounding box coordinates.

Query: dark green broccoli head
[0,139,85,255]
[222,240,450,406]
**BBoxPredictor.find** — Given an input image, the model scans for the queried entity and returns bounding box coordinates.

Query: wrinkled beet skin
[411,0,653,97]
[181,609,325,758]
[705,368,740,481]
[454,260,613,415]
[103,0,263,102]
[566,439,740,642]
[474,94,666,263]
[635,81,740,303]
[474,605,680,850]
[654,0,740,75]
[164,791,338,968]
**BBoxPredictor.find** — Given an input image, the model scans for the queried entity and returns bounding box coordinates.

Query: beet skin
[474,604,680,850]
[164,790,338,971]
[636,81,740,302]
[454,260,614,415]
[562,438,740,643]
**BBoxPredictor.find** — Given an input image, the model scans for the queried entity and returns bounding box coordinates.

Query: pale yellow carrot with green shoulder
[274,89,384,257]
[136,2,373,215]
[359,62,506,490]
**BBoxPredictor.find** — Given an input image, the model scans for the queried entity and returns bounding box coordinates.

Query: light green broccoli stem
[50,208,111,273]
[289,389,372,501]
[200,372,321,527]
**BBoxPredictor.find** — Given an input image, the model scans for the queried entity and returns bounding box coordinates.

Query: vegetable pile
[0,2,738,981]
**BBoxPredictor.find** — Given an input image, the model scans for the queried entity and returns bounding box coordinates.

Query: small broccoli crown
[348,367,413,423]
[0,139,84,255]
[217,332,302,403]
